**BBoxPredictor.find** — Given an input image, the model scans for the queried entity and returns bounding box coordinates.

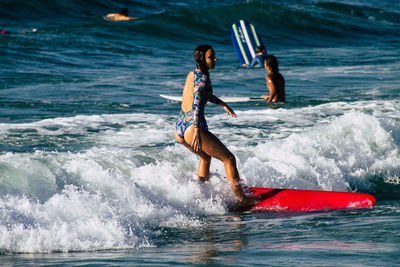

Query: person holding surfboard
[261,55,285,103]
[245,46,267,68]
[174,44,259,207]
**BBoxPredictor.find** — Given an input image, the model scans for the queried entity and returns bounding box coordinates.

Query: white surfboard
[160,94,264,103]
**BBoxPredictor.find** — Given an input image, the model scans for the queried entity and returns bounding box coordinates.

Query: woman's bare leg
[183,126,246,201]
[198,154,211,182]
[175,127,211,182]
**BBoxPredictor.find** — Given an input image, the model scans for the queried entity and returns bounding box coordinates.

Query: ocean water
[1,0,400,266]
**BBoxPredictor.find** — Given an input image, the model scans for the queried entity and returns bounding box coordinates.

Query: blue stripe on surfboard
[250,24,265,49]
[240,20,256,58]
[232,20,251,65]
[237,20,254,63]
[250,24,260,46]
[251,23,265,49]
[257,32,265,48]
[231,20,264,65]
[248,23,260,49]
[232,21,252,65]
[232,26,249,65]
[232,24,248,64]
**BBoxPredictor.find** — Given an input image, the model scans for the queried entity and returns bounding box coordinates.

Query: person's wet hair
[193,44,213,75]
[265,55,279,73]
[120,8,129,16]
[256,46,265,53]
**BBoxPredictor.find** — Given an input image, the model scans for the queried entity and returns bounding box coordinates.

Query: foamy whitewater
[1,100,400,254]
[1,0,400,266]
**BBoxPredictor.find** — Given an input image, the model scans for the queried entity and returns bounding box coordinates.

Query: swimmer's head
[256,46,265,54]
[194,44,214,74]
[120,8,129,16]
[264,55,279,73]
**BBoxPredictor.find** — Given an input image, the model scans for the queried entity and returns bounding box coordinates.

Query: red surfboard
[243,187,376,212]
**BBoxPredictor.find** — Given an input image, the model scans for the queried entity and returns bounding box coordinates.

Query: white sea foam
[1,100,400,253]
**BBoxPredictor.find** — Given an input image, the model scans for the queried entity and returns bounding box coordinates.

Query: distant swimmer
[105,8,138,21]
[1,28,37,34]
[244,46,267,68]
[261,55,285,103]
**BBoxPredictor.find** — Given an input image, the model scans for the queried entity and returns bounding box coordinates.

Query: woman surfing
[174,44,259,207]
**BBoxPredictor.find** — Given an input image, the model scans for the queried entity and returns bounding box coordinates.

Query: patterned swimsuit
[176,70,219,138]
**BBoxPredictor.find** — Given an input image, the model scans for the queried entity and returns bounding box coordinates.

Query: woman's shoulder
[186,71,195,79]
[193,69,209,81]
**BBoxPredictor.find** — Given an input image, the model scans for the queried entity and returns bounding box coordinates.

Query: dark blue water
[1,0,400,266]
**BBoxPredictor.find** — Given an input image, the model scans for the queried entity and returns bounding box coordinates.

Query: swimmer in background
[105,8,138,21]
[261,55,285,103]
[1,28,37,34]
[243,46,267,68]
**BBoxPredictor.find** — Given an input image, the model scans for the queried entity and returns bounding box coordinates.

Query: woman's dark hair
[193,44,212,75]
[265,55,279,73]
[255,46,265,53]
